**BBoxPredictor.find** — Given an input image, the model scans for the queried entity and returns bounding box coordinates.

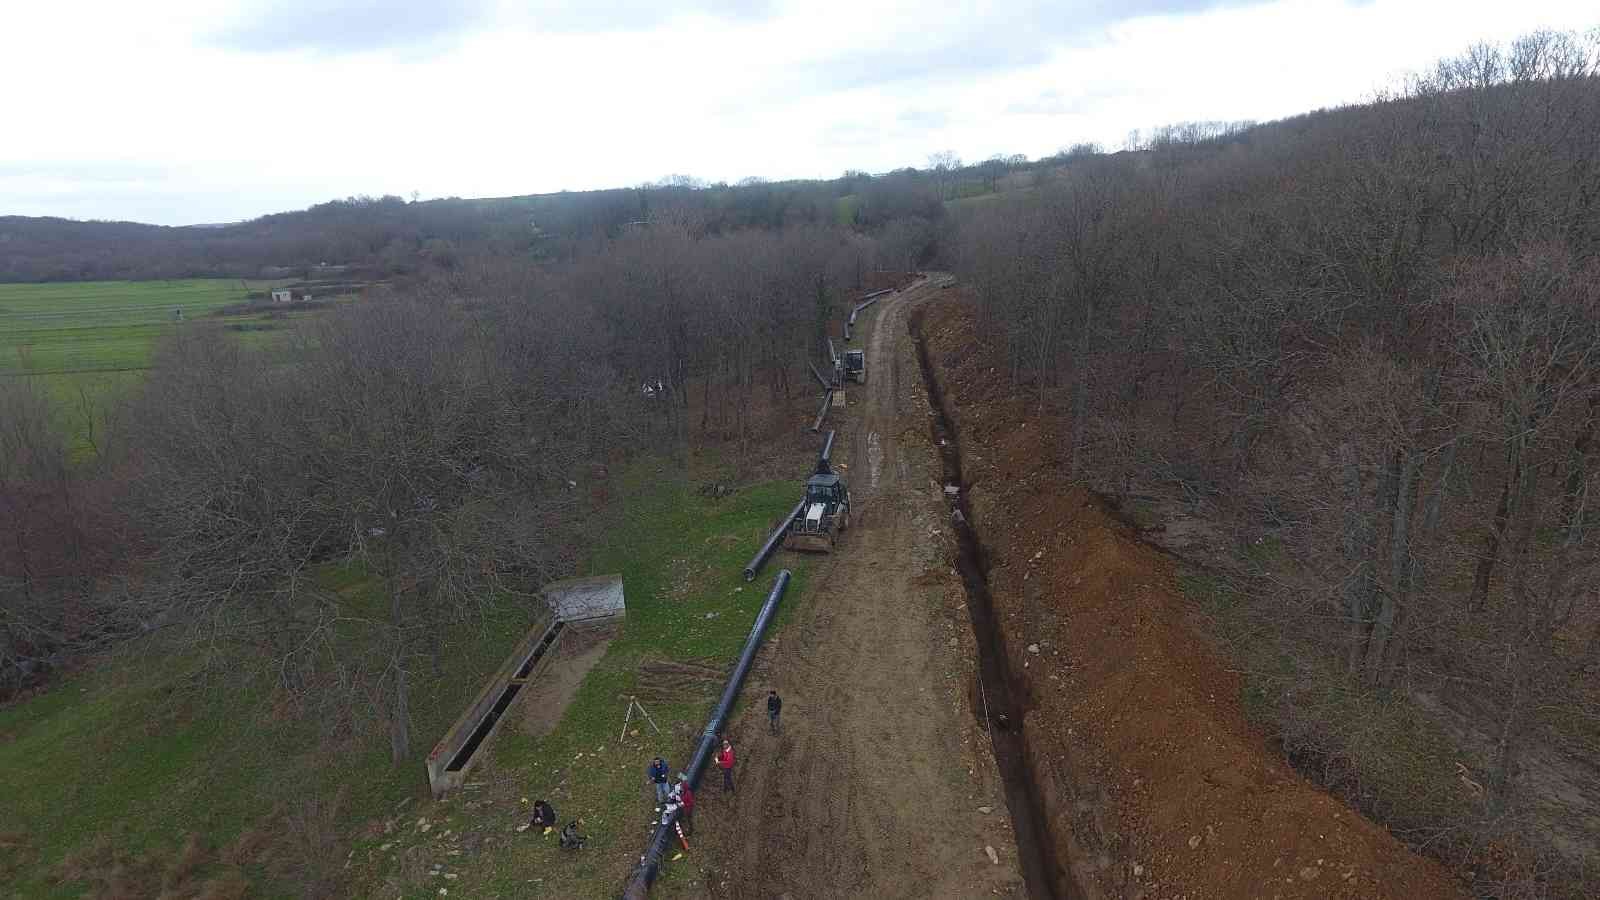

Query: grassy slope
[0,456,809,899]
[350,459,810,898]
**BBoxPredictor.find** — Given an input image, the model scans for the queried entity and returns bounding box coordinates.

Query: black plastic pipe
[807,361,831,390]
[816,429,835,475]
[621,570,792,900]
[811,389,833,432]
[742,499,805,582]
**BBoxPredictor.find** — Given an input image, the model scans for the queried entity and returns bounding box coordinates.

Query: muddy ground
[915,294,1466,900]
[683,278,1028,899]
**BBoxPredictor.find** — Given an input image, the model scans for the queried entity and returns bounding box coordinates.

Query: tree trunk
[1471,473,1513,610]
[1380,439,1458,684]
[1339,442,1377,676]
[390,662,411,764]
[1070,296,1094,478]
[1365,447,1417,685]
[388,577,411,765]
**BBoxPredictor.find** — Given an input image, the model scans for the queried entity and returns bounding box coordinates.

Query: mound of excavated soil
[919,296,1464,900]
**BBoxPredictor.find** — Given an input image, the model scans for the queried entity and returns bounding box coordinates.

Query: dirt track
[682,280,1027,898]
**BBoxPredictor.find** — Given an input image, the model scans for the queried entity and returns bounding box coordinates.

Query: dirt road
[683,280,1026,899]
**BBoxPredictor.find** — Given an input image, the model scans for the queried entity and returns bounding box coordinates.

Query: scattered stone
[705,612,719,619]
[1027,643,1040,654]
[977,806,993,814]
[1132,863,1144,877]
[984,845,1000,865]
[444,874,459,880]
[380,842,394,852]
[1188,834,1203,849]
[1300,867,1320,881]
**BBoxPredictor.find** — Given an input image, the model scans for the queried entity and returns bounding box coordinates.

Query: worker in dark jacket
[648,756,671,804]
[716,740,736,794]
[767,690,783,734]
[529,798,557,832]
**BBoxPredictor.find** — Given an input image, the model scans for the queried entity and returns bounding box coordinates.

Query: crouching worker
[559,819,587,850]
[529,799,556,834]
[671,774,695,835]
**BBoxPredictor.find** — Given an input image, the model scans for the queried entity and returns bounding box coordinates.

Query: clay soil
[679,278,1028,899]
[916,293,1467,900]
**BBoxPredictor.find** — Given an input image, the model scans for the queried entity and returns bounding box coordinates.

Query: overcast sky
[1,0,1593,225]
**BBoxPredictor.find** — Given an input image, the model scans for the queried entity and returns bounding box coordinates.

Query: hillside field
[0,279,312,455]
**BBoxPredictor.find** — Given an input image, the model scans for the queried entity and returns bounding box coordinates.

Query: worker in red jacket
[671,774,695,834]
[716,739,736,794]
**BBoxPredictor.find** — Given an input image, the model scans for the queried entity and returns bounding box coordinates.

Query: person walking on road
[648,756,671,805]
[716,739,736,794]
[767,690,783,734]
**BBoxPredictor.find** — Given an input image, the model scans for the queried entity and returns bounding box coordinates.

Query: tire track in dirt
[683,281,1026,899]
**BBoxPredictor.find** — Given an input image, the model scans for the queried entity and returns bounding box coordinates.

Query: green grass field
[0,457,810,899]
[0,279,312,458]
[0,280,270,375]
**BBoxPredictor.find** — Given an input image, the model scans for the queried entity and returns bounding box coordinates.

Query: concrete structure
[424,575,625,797]
[270,289,292,303]
[542,574,626,624]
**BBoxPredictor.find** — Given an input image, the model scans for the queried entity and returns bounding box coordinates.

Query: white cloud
[0,0,1593,224]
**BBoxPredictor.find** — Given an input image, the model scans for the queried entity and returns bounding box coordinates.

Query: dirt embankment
[916,296,1466,900]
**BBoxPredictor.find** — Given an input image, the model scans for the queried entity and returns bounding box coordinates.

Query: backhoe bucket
[782,531,835,553]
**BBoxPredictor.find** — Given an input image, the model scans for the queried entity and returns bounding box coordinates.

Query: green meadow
[0,279,310,455]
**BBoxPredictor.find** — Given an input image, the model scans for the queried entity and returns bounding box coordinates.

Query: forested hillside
[951,30,1600,896]
[0,167,954,282]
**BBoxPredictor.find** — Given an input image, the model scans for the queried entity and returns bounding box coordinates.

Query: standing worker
[716,739,736,794]
[767,690,783,734]
[648,756,671,805]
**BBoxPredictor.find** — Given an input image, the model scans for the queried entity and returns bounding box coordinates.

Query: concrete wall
[424,575,626,797]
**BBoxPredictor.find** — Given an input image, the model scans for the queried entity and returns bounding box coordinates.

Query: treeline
[0,222,887,764]
[1,161,966,283]
[952,29,1600,895]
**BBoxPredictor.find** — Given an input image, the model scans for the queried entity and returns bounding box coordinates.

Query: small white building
[270,289,292,304]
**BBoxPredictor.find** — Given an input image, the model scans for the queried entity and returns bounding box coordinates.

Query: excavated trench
[911,312,1075,900]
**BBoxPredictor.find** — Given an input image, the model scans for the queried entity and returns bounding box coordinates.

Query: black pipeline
[843,288,891,341]
[811,389,833,433]
[620,569,792,900]
[816,429,836,474]
[741,499,804,582]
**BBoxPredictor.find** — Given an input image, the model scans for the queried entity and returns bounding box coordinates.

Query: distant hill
[0,168,960,283]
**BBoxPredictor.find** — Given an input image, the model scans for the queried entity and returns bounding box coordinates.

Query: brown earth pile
[919,295,1465,900]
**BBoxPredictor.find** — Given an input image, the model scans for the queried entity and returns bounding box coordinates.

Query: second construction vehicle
[843,348,866,384]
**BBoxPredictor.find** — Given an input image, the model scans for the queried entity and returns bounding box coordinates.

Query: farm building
[270,288,313,303]
[270,289,291,303]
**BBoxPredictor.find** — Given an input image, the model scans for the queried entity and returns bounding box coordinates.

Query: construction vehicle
[844,348,866,384]
[783,431,851,553]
